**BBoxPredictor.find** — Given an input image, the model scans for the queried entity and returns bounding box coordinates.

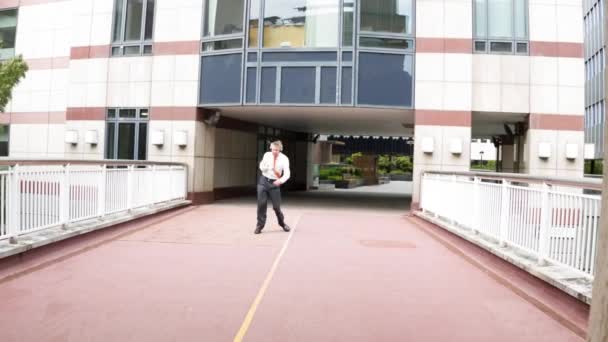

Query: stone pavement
[0,192,588,341]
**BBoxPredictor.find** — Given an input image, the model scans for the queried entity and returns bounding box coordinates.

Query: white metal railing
[0,161,188,242]
[420,171,602,278]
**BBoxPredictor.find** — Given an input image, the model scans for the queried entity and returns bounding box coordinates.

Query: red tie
[273,156,281,178]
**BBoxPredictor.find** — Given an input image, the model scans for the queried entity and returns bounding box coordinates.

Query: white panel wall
[155,0,204,42]
[151,55,200,107]
[71,0,113,47]
[16,1,72,58]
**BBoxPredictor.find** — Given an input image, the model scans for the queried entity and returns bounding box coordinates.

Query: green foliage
[584,160,603,175]
[345,152,363,165]
[0,55,28,113]
[471,160,497,171]
[319,164,363,181]
[377,155,391,173]
[377,155,413,175]
[393,156,413,173]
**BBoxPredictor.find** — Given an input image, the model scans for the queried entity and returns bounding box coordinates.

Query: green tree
[394,156,412,173]
[345,152,363,165]
[377,154,391,174]
[0,55,28,112]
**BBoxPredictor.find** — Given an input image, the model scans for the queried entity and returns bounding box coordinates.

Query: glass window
[202,39,243,51]
[105,123,116,159]
[117,123,136,160]
[144,0,155,40]
[341,67,352,105]
[488,0,512,38]
[263,0,340,48]
[125,0,144,41]
[320,67,337,104]
[246,68,257,103]
[474,0,528,55]
[262,52,337,62]
[204,0,245,37]
[249,0,260,47]
[473,0,486,38]
[280,67,316,103]
[360,0,413,35]
[138,123,148,160]
[106,109,148,161]
[474,41,487,52]
[513,0,527,39]
[119,109,137,118]
[112,0,124,42]
[489,41,512,53]
[358,53,413,107]
[0,9,17,60]
[200,54,243,104]
[112,0,155,55]
[261,67,277,103]
[343,0,355,46]
[359,37,412,49]
[0,125,9,157]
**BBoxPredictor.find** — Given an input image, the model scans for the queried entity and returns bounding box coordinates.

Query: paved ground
[0,189,587,342]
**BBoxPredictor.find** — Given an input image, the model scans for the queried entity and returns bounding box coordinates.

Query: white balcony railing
[0,160,188,242]
[420,171,602,278]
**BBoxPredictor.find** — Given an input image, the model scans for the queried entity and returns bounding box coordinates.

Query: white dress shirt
[259,152,291,184]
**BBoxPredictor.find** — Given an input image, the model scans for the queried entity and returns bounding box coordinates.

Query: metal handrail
[424,170,603,191]
[0,159,188,167]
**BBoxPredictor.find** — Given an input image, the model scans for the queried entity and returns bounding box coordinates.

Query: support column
[501,144,516,173]
[412,110,472,210]
[148,108,216,205]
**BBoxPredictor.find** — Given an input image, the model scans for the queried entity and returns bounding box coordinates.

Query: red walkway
[0,200,588,341]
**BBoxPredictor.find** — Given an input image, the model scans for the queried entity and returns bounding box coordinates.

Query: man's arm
[259,153,271,172]
[277,157,291,184]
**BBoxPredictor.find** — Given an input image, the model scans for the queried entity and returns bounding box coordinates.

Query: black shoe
[281,224,291,232]
[254,226,264,234]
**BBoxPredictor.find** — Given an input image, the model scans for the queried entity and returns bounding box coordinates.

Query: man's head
[270,140,283,157]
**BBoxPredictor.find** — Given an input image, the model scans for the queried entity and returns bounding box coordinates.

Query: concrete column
[501,144,515,173]
[147,116,216,205]
[412,110,472,209]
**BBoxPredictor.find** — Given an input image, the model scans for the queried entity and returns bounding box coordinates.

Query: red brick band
[0,112,66,124]
[529,113,584,131]
[416,38,472,54]
[415,110,472,127]
[530,42,583,58]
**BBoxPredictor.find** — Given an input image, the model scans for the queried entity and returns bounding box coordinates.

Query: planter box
[389,173,413,181]
[335,178,364,189]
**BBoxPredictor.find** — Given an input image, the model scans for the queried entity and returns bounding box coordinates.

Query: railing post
[449,175,457,224]
[182,166,188,200]
[538,182,551,265]
[97,164,106,219]
[8,165,20,244]
[472,177,480,234]
[499,179,511,246]
[127,165,134,212]
[151,165,157,205]
[60,164,71,228]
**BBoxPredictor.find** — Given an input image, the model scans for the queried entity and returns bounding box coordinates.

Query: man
[255,140,291,234]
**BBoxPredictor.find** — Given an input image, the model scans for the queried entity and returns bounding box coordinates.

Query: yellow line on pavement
[233,214,302,342]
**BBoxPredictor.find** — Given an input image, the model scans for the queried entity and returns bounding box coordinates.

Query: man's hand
[273,180,282,186]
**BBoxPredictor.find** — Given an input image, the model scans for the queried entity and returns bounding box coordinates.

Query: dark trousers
[257,176,285,228]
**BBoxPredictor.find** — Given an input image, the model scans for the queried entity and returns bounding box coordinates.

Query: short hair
[270,140,283,151]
